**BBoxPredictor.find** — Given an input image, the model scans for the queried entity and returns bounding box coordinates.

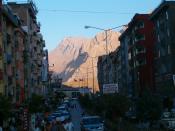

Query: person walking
[64,119,74,131]
[34,125,41,131]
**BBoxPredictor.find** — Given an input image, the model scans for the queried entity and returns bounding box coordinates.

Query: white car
[81,116,104,131]
[56,111,70,122]
[57,105,68,112]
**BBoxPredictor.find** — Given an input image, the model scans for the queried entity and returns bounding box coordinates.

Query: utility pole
[87,68,88,88]
[105,30,108,55]
[105,30,109,84]
[91,57,95,94]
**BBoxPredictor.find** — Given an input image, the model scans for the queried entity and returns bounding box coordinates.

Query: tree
[163,96,173,111]
[102,94,130,120]
[79,94,93,109]
[0,95,12,120]
[136,92,163,122]
[29,94,44,113]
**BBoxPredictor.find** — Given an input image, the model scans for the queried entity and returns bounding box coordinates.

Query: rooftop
[150,0,175,19]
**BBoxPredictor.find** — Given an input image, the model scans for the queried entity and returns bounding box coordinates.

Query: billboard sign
[103,84,118,94]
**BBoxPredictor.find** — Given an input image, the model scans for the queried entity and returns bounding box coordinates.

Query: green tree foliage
[105,94,130,119]
[29,94,44,113]
[136,92,163,122]
[163,96,173,111]
[0,95,12,120]
[79,94,93,109]
[79,94,130,120]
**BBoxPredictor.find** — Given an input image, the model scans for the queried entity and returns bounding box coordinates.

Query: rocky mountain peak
[49,31,120,91]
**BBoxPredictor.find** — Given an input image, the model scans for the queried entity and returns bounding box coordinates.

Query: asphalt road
[69,99,83,131]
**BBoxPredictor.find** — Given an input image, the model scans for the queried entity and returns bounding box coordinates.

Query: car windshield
[82,117,102,125]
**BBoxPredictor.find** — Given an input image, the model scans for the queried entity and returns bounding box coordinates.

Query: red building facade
[124,14,155,96]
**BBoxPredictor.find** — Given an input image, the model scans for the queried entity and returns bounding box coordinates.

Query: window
[128,52,131,60]
[135,34,145,42]
[167,28,170,37]
[154,49,160,59]
[157,20,160,28]
[132,39,135,45]
[136,59,146,66]
[157,34,160,42]
[135,46,145,54]
[158,50,160,57]
[137,21,144,29]
[166,11,169,20]
[168,45,171,54]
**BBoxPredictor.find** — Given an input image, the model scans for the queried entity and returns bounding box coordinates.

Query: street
[70,99,83,131]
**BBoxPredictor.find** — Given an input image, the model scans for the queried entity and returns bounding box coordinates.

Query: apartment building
[8,1,45,96]
[0,5,27,105]
[97,48,121,93]
[150,1,175,95]
[119,29,130,95]
[97,55,106,93]
[121,14,155,96]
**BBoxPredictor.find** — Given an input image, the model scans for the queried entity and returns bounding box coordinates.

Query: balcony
[5,53,12,64]
[0,47,3,59]
[134,21,144,30]
[134,34,145,43]
[135,53,145,60]
[135,59,146,67]
[135,28,145,34]
[7,33,11,44]
[134,45,146,56]
[37,60,42,67]
[0,69,3,80]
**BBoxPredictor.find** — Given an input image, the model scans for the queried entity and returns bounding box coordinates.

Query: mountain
[49,31,120,91]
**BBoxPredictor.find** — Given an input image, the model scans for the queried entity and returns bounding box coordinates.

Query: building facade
[150,1,175,95]
[0,1,46,105]
[9,1,46,96]
[121,14,155,96]
[97,48,121,93]
[0,5,27,105]
[119,29,130,95]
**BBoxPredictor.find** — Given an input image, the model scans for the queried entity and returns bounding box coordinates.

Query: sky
[31,0,162,51]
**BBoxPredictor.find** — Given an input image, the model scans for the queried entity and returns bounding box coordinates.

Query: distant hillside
[49,31,120,91]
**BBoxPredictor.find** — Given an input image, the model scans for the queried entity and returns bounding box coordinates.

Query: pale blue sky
[33,0,162,51]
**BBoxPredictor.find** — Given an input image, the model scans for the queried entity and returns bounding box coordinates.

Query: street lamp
[85,25,127,85]
[84,25,127,55]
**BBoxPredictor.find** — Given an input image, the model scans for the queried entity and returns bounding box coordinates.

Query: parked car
[47,115,56,123]
[81,116,104,131]
[57,105,68,112]
[56,111,71,122]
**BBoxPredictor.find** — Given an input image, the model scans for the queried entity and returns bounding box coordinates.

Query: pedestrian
[9,122,16,131]
[34,125,41,131]
[45,121,51,131]
[64,119,74,131]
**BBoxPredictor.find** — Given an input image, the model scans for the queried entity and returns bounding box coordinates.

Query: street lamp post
[85,25,126,84]
[85,25,126,55]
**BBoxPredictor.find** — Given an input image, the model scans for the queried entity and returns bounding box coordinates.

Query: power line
[39,9,138,15]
